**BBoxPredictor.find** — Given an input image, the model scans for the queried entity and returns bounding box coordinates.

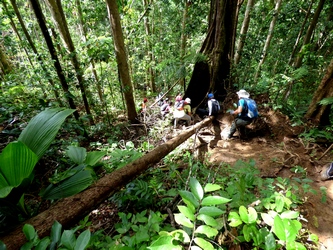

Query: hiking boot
[321,163,333,181]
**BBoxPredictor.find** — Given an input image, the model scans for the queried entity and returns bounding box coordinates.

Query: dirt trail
[196,110,333,249]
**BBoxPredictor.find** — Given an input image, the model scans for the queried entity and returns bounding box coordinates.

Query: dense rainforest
[0,0,333,249]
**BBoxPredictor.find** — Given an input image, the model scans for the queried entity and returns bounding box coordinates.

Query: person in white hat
[227,89,253,139]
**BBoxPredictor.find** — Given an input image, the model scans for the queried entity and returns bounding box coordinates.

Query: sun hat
[207,93,214,99]
[185,98,191,104]
[236,89,250,98]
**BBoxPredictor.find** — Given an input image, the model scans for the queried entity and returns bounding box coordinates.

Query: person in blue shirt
[227,89,254,139]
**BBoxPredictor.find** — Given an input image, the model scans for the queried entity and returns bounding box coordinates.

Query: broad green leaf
[197,214,218,227]
[177,205,195,221]
[50,221,62,244]
[194,225,218,238]
[74,230,91,250]
[22,224,37,241]
[174,213,194,228]
[35,237,51,250]
[286,219,302,242]
[148,235,182,250]
[239,206,249,224]
[204,183,222,193]
[261,213,274,227]
[264,232,277,250]
[275,195,284,213]
[308,234,319,244]
[228,211,242,227]
[67,146,86,165]
[18,108,74,159]
[169,230,191,243]
[40,170,93,200]
[273,215,285,241]
[85,151,106,166]
[280,210,299,220]
[179,190,199,210]
[201,196,231,206]
[189,178,204,201]
[61,230,76,249]
[247,207,258,224]
[243,224,259,242]
[0,142,38,198]
[286,241,307,250]
[193,237,214,250]
[199,206,224,217]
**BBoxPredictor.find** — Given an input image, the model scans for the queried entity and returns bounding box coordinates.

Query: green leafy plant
[149,177,231,249]
[0,109,74,233]
[20,220,91,250]
[40,146,105,200]
[0,108,103,235]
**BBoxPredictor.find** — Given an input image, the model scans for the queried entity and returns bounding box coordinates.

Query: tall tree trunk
[0,45,13,75]
[75,0,104,105]
[254,0,282,81]
[45,0,94,125]
[105,0,138,123]
[314,3,333,53]
[294,0,326,68]
[180,0,189,92]
[29,0,80,120]
[287,0,314,66]
[234,0,255,65]
[185,0,238,108]
[6,0,63,103]
[142,0,156,92]
[3,0,47,98]
[304,58,333,126]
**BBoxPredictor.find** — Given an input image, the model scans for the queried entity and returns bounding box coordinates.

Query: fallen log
[0,117,213,249]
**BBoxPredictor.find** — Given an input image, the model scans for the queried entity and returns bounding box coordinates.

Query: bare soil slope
[197,105,333,249]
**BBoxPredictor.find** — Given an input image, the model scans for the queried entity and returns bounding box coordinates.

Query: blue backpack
[244,98,258,118]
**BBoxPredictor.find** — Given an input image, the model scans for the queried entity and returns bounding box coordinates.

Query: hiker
[160,98,172,117]
[139,97,148,114]
[226,89,258,139]
[174,94,183,108]
[173,97,192,126]
[196,93,220,118]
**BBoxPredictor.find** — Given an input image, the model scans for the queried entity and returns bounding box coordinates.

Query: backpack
[175,100,184,110]
[211,99,220,115]
[244,98,258,118]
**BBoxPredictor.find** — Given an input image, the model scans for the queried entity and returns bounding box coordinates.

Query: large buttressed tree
[185,0,238,108]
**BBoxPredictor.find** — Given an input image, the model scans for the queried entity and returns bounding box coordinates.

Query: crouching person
[173,97,192,127]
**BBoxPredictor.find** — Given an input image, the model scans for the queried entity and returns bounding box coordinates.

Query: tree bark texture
[142,0,156,92]
[7,0,62,104]
[254,0,282,81]
[305,58,333,126]
[45,0,94,124]
[29,0,80,120]
[0,117,214,249]
[234,0,254,65]
[105,0,138,123]
[185,0,238,108]
[0,45,13,75]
